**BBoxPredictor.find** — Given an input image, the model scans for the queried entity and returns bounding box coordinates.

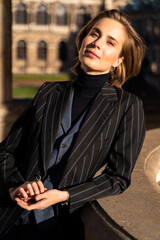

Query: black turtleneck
[72,68,110,123]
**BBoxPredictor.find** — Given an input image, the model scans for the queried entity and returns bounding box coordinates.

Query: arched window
[59,41,67,61]
[36,4,48,25]
[56,5,67,26]
[17,40,27,59]
[15,3,27,24]
[76,7,85,27]
[38,41,47,60]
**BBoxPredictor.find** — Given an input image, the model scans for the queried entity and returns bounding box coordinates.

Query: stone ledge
[80,201,137,240]
[80,128,160,240]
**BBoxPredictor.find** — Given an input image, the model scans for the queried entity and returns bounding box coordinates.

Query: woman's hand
[15,189,69,210]
[9,181,46,202]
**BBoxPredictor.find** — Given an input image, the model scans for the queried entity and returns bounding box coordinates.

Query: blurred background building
[11,0,132,74]
[12,0,160,78]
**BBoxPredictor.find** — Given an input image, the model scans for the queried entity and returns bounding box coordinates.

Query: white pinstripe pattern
[50,91,61,151]
[0,208,17,234]
[79,156,87,183]
[0,82,146,236]
[0,208,9,222]
[85,145,95,180]
[63,102,114,179]
[128,105,134,179]
[6,128,22,150]
[42,94,53,172]
[70,180,120,206]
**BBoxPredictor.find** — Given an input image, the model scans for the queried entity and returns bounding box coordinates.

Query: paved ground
[98,128,160,240]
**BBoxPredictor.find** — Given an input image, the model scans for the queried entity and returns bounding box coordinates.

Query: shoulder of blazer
[34,81,71,103]
[39,81,65,93]
[115,86,143,107]
[39,81,71,93]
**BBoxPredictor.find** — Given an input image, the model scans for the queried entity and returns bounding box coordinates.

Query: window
[17,40,27,59]
[38,41,47,60]
[146,19,153,33]
[59,41,67,61]
[77,7,85,27]
[36,4,48,25]
[56,5,67,26]
[15,3,27,24]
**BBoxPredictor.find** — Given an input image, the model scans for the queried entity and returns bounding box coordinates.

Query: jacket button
[61,144,66,148]
[47,175,51,182]
[34,174,41,181]
[4,153,9,159]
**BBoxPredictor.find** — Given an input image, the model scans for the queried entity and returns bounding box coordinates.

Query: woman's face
[79,18,126,75]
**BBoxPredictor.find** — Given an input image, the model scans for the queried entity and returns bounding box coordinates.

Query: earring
[110,66,116,71]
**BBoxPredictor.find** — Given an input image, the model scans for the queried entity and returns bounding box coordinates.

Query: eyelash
[90,32,114,46]
[107,41,114,46]
[90,32,98,37]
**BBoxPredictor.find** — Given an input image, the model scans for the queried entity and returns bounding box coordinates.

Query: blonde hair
[72,9,146,88]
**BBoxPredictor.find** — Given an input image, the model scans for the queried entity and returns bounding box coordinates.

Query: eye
[107,40,114,46]
[90,32,99,38]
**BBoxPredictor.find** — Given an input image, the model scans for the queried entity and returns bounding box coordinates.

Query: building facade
[12,0,160,76]
[12,0,130,74]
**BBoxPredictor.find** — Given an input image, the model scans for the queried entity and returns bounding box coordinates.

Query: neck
[81,69,109,76]
[74,68,111,97]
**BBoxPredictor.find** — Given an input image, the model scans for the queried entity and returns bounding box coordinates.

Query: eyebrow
[91,27,118,44]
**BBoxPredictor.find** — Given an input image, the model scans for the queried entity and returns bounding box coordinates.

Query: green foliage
[12,73,75,99]
[13,73,74,82]
[13,86,39,99]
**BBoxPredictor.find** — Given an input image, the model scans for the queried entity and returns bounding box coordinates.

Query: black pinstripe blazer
[0,81,145,237]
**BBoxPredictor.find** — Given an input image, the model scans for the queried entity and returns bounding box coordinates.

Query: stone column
[0,0,12,104]
[0,0,12,141]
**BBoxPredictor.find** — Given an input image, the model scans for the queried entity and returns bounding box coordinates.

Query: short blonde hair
[72,9,146,88]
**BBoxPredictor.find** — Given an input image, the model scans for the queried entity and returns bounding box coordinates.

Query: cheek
[103,48,119,62]
[80,38,87,51]
[80,36,91,52]
[79,40,87,61]
[79,48,83,63]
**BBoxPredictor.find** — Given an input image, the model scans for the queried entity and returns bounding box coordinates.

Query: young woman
[0,9,146,240]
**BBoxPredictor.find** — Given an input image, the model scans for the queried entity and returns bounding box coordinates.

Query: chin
[81,61,99,73]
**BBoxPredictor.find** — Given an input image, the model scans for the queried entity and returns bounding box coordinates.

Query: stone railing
[79,128,160,240]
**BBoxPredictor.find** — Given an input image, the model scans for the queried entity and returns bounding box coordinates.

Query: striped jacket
[0,81,145,237]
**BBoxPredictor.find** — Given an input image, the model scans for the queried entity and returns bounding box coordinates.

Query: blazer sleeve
[65,98,146,213]
[0,83,46,195]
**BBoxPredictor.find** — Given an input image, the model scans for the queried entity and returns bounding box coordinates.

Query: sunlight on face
[79,18,126,75]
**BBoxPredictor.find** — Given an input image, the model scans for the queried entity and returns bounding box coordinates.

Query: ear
[112,56,124,68]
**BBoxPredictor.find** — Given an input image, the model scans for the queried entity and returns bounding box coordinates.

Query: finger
[17,199,46,211]
[15,198,28,204]
[31,182,40,195]
[16,196,37,206]
[18,187,28,199]
[36,181,45,193]
[34,192,47,201]
[26,183,34,196]
[16,199,33,210]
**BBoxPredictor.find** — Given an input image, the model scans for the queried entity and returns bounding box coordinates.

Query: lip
[84,49,100,59]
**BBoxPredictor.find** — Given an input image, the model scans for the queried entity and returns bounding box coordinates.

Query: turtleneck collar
[74,68,111,97]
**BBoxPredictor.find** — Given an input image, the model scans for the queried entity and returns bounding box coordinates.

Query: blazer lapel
[41,83,71,175]
[59,83,118,183]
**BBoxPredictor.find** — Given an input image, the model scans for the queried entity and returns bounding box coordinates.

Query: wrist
[65,191,69,201]
[61,191,70,206]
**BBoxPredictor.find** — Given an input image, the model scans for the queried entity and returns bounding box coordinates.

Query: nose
[93,37,104,50]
